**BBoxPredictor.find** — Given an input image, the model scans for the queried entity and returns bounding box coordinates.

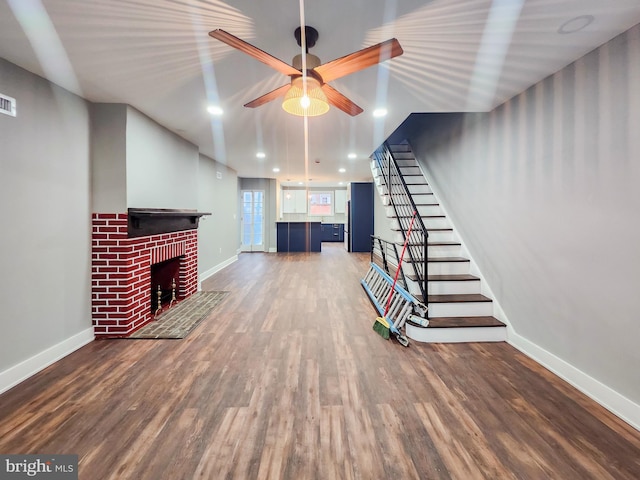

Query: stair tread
[406,272,474,281]
[391,226,452,232]
[425,316,506,328]
[428,256,469,262]
[428,293,492,303]
[397,241,459,247]
[428,274,478,281]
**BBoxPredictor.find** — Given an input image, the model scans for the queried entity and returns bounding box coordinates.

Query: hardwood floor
[1,242,639,479]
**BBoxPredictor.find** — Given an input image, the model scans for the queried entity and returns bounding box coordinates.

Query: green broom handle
[383,211,417,317]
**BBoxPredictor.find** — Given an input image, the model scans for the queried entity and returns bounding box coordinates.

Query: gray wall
[198,154,240,276]
[91,104,200,212]
[407,25,640,406]
[90,103,127,213]
[126,107,199,209]
[0,58,92,375]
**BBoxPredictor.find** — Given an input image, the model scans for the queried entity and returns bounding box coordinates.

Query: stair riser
[428,244,461,257]
[386,205,442,217]
[410,194,438,206]
[402,177,427,185]
[408,184,432,194]
[389,149,414,156]
[428,280,481,295]
[389,194,438,206]
[390,217,450,230]
[425,218,450,229]
[406,278,481,295]
[406,325,507,343]
[427,231,454,242]
[427,261,470,275]
[395,159,418,167]
[428,302,493,317]
[394,230,454,243]
[402,260,470,277]
[399,166,423,176]
[377,183,431,195]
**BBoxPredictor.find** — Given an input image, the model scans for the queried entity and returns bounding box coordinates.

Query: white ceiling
[2,0,640,187]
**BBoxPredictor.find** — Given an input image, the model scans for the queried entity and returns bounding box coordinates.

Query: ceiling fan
[208,26,403,117]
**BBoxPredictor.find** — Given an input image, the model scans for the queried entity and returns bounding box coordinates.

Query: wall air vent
[0,93,17,117]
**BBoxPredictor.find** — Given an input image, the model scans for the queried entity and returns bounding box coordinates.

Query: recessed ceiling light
[273,167,280,173]
[558,15,594,34]
[298,182,303,185]
[338,182,344,186]
[256,152,266,159]
[207,105,223,115]
[373,108,387,118]
[348,153,357,159]
[339,168,346,173]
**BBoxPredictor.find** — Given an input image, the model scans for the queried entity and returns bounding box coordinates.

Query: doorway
[241,190,265,252]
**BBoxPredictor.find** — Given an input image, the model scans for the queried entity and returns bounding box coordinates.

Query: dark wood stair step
[428,274,478,281]
[394,214,446,219]
[396,241,459,247]
[424,316,506,328]
[406,273,478,282]
[428,293,492,303]
[428,256,469,262]
[403,256,469,265]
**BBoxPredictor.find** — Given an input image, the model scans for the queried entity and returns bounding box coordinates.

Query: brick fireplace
[91,209,206,337]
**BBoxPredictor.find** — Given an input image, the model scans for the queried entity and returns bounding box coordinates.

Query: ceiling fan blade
[321,84,363,116]
[314,38,403,83]
[209,29,301,77]
[244,84,291,108]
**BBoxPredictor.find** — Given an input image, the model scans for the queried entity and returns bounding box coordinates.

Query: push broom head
[373,316,390,340]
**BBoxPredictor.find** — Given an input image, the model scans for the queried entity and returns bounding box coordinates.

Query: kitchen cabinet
[282,189,308,214]
[335,189,347,214]
[321,223,344,242]
[276,222,321,252]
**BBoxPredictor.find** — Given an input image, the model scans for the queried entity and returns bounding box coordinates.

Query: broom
[373,211,417,339]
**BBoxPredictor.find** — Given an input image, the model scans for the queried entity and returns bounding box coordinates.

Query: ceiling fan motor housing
[292,53,321,71]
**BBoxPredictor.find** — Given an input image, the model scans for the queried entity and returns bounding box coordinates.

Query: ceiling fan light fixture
[282,77,329,117]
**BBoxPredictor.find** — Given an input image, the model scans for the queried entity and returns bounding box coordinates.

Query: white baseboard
[508,330,640,432]
[268,247,277,253]
[0,327,95,395]
[199,255,238,285]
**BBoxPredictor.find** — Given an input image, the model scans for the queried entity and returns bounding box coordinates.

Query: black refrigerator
[348,182,374,252]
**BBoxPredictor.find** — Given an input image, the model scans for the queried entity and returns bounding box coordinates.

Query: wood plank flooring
[1,243,639,479]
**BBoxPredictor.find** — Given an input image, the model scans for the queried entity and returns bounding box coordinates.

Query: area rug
[128,291,229,339]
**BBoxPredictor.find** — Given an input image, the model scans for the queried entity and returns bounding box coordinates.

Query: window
[308,192,333,216]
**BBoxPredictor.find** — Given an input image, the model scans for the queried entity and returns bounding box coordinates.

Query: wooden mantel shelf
[128,208,211,238]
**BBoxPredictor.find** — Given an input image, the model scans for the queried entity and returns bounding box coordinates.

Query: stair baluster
[372,142,429,314]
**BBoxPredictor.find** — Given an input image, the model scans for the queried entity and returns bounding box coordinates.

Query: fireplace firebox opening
[150,256,182,315]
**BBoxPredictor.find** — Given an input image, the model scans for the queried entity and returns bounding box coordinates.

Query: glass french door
[241,190,265,252]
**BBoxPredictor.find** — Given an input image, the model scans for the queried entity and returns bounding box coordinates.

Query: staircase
[368,143,506,343]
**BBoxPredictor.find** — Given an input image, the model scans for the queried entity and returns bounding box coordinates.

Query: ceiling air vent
[0,93,17,117]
